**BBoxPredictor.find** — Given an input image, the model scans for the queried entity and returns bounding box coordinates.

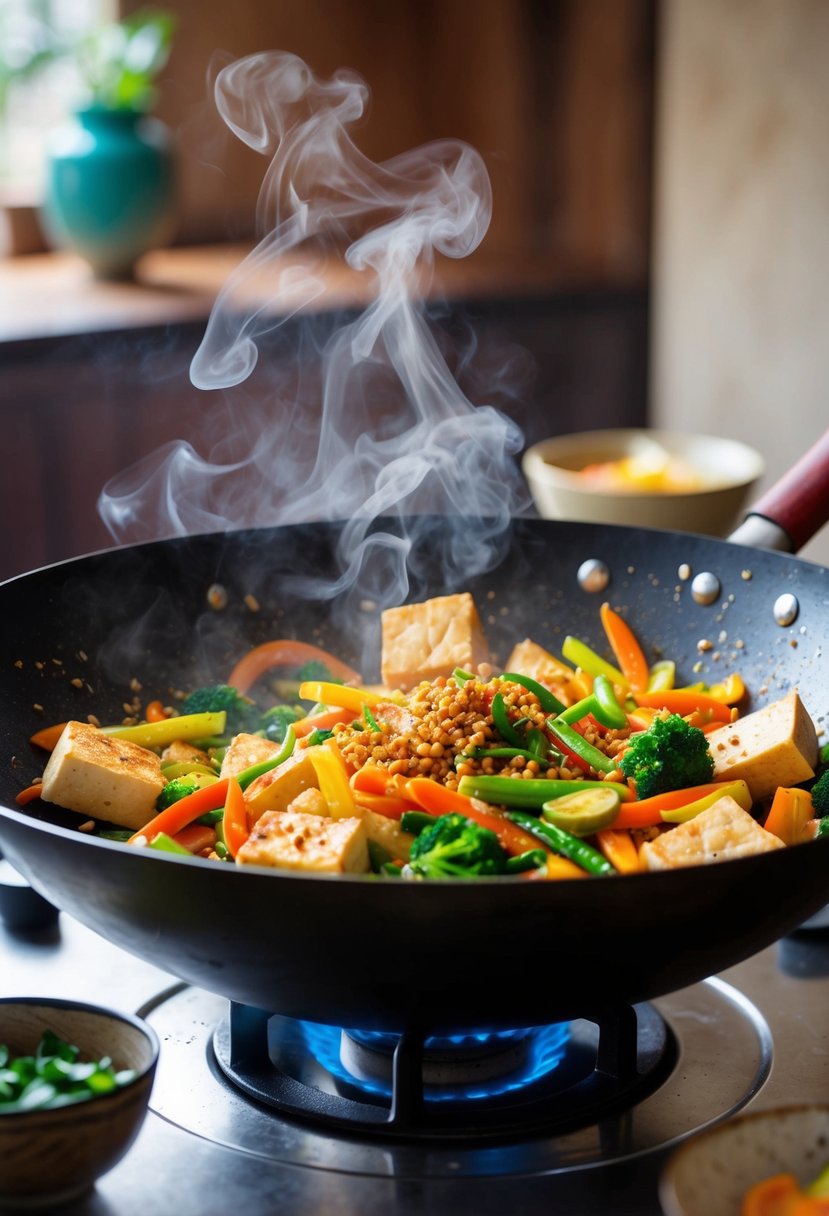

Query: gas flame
[98,51,529,610]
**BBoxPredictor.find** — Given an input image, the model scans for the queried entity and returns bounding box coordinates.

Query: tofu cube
[243,749,318,822]
[220,732,284,780]
[504,639,574,690]
[39,720,165,831]
[381,593,490,691]
[236,809,369,873]
[705,692,818,801]
[641,796,784,870]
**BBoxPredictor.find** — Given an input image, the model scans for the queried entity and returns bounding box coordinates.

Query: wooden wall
[126,0,655,281]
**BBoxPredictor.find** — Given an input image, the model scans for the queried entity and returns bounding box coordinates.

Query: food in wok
[17,592,827,882]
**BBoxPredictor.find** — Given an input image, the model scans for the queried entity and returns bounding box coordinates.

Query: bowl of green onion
[0,997,159,1210]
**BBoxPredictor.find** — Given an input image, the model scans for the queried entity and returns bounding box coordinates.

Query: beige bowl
[522,428,765,536]
[660,1104,829,1216]
[0,998,158,1210]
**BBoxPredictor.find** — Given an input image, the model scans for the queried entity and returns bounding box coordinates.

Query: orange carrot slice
[600,602,650,692]
[227,640,361,695]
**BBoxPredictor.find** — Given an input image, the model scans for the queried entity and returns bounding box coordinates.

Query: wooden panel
[122,0,654,278]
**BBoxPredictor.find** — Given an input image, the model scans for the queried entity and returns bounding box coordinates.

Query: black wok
[1,443,828,1033]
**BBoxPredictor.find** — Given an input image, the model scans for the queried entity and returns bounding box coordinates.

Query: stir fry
[18,594,828,880]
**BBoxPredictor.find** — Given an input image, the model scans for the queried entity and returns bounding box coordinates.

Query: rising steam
[99,51,529,609]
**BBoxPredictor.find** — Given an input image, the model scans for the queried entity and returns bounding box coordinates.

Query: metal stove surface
[3,912,829,1216]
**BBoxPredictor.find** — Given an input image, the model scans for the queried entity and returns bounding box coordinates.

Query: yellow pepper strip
[308,739,359,819]
[298,681,385,711]
[764,786,815,844]
[595,828,642,873]
[660,779,752,823]
[104,711,226,749]
[543,854,588,880]
[647,660,676,692]
[705,672,746,705]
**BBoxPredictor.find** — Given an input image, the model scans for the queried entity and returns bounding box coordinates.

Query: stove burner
[212,1000,675,1141]
[339,1025,557,1094]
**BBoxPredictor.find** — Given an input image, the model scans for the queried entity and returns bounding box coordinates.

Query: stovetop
[3,907,829,1216]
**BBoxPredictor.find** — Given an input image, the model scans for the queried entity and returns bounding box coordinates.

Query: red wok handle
[730,426,829,553]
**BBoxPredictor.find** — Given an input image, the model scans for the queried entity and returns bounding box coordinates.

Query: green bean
[505,809,615,876]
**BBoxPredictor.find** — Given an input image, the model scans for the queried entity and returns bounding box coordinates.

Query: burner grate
[212,1000,675,1141]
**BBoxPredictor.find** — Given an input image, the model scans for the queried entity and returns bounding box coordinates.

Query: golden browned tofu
[380,593,490,691]
[243,748,318,822]
[160,739,212,768]
[39,721,165,830]
[220,733,283,780]
[641,796,784,870]
[237,809,369,873]
[705,692,818,801]
[504,639,574,688]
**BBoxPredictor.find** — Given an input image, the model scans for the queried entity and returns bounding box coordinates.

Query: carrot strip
[129,778,231,845]
[612,781,744,829]
[29,722,68,752]
[222,778,250,858]
[15,782,43,806]
[350,765,410,797]
[404,778,547,857]
[352,791,418,820]
[600,602,650,693]
[763,787,815,845]
[172,823,218,855]
[144,700,170,722]
[293,708,353,737]
[595,828,642,873]
[632,691,733,721]
[741,1172,802,1216]
[227,641,361,695]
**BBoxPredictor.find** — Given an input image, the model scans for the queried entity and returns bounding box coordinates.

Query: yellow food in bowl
[578,453,704,493]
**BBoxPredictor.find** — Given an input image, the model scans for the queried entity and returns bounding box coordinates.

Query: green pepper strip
[546,718,618,774]
[561,636,627,689]
[505,809,615,876]
[491,692,527,748]
[235,726,297,791]
[505,848,549,874]
[462,746,553,770]
[453,668,476,686]
[500,672,566,716]
[149,832,192,856]
[557,674,627,730]
[457,774,630,808]
[363,705,381,733]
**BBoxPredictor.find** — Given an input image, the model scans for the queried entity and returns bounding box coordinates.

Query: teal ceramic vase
[42,107,176,279]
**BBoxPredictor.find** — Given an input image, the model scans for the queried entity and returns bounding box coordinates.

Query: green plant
[75,9,175,111]
[0,7,175,116]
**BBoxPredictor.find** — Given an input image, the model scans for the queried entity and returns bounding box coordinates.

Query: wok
[1,441,828,1034]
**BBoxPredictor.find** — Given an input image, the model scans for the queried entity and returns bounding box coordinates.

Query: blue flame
[300,1022,571,1103]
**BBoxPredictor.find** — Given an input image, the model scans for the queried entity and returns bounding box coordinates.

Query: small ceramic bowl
[0,997,159,1210]
[522,428,764,536]
[660,1104,829,1216]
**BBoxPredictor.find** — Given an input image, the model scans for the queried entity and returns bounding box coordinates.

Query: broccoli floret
[403,813,508,879]
[619,712,714,800]
[180,685,257,735]
[259,704,304,743]
[810,769,829,819]
[155,775,201,811]
[297,660,341,683]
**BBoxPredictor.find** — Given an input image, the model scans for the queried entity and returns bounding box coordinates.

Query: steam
[99,51,529,609]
